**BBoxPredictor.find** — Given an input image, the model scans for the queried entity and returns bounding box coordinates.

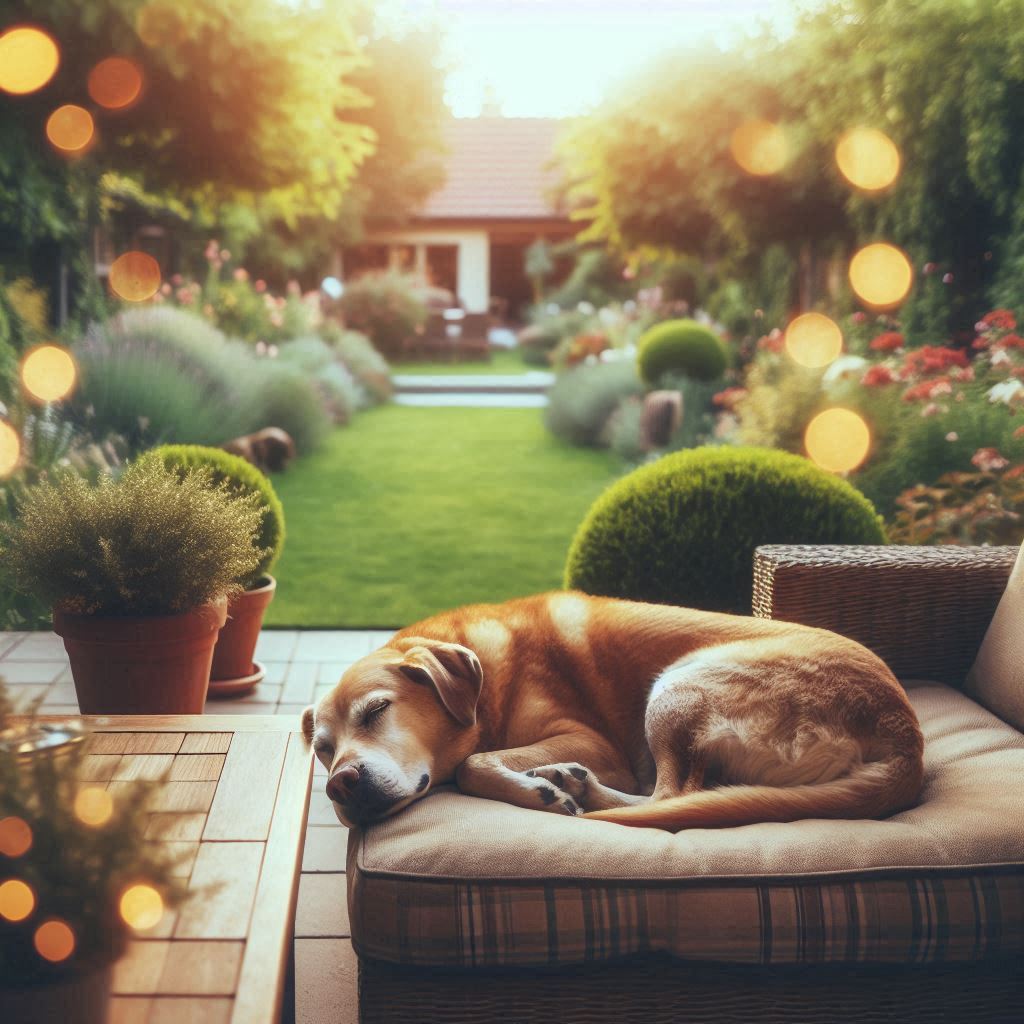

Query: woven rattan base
[358,955,1022,1024]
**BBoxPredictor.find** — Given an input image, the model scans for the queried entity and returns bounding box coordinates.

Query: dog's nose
[326,764,360,804]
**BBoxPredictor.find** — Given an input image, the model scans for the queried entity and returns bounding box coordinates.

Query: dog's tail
[583,756,922,831]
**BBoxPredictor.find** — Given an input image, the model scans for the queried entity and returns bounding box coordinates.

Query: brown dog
[222,427,295,474]
[302,593,924,831]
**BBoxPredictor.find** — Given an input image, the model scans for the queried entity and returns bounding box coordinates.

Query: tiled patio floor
[0,627,394,1024]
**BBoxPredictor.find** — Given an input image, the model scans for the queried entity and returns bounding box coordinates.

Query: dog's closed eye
[313,739,335,764]
[362,699,391,727]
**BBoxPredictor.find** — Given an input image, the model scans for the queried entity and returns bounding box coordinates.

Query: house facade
[342,117,576,319]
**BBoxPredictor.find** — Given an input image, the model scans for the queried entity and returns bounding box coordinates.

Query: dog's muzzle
[326,764,400,826]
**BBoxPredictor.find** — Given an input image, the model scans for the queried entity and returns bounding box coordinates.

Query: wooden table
[76,714,313,1024]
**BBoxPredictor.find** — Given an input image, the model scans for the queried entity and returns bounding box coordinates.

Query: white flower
[577,301,596,315]
[822,355,868,385]
[945,432,959,442]
[987,378,1024,404]
[991,348,1011,367]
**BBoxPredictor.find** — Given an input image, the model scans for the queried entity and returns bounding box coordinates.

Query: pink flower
[971,447,1009,472]
[942,273,954,284]
[204,240,219,261]
[269,311,283,328]
[862,365,895,387]
[287,280,301,296]
[233,267,249,282]
[176,287,194,304]
[255,279,267,293]
[160,282,171,296]
[220,249,231,262]
[851,311,868,324]
[171,273,183,286]
[923,262,937,275]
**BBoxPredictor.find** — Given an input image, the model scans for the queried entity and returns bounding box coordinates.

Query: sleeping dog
[302,593,924,831]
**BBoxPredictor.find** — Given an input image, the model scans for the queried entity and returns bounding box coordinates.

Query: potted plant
[141,445,285,697]
[0,460,264,714]
[0,680,189,1023]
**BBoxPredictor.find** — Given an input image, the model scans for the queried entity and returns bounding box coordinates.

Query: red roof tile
[419,117,569,221]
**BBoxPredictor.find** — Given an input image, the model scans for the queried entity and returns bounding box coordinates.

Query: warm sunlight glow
[109,251,161,302]
[849,243,913,308]
[34,919,76,962]
[836,128,901,191]
[88,57,144,110]
[0,879,35,921]
[21,345,77,403]
[805,408,871,474]
[0,27,59,95]
[730,119,789,176]
[137,4,189,49]
[785,313,843,368]
[0,420,20,478]
[73,787,113,827]
[45,105,95,154]
[120,884,164,931]
[0,816,32,857]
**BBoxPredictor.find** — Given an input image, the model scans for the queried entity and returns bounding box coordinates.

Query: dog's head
[301,637,483,827]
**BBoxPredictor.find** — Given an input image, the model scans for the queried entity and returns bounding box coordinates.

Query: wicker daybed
[350,545,1024,1023]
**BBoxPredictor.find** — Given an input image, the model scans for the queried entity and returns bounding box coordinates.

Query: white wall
[358,228,492,313]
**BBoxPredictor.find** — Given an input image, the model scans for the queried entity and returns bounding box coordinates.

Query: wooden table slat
[157,940,244,996]
[180,732,233,754]
[175,842,264,940]
[123,734,185,755]
[145,812,207,841]
[112,753,174,781]
[112,940,171,995]
[203,732,289,841]
[170,753,226,781]
[81,754,122,782]
[109,780,218,813]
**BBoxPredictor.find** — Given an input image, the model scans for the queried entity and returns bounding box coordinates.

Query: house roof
[419,117,569,221]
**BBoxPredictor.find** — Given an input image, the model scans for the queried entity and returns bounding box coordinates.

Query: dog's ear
[396,638,483,727]
[301,705,315,745]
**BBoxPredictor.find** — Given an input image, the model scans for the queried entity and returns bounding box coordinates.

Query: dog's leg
[457,734,639,817]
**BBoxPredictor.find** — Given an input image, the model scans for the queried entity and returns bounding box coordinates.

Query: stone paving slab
[396,392,548,407]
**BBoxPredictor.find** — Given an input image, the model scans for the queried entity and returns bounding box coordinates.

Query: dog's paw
[525,763,592,806]
[525,774,581,816]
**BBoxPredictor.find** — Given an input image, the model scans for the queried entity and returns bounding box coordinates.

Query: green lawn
[390,349,534,376]
[265,405,621,627]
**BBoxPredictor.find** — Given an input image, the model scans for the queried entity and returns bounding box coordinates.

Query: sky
[379,0,823,118]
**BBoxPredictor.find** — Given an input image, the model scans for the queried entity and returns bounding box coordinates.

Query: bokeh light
[34,919,75,962]
[137,4,188,48]
[0,816,33,857]
[0,420,20,478]
[0,879,35,921]
[849,243,913,308]
[73,787,113,827]
[730,119,788,176]
[120,884,164,931]
[0,27,59,95]
[836,128,901,192]
[21,345,77,403]
[109,251,161,302]
[45,105,95,154]
[805,408,871,474]
[88,57,144,110]
[785,313,843,368]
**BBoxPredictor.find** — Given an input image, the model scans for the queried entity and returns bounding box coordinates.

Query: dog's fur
[222,427,295,474]
[303,593,924,831]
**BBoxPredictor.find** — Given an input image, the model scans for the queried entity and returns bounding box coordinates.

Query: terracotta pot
[208,575,276,697]
[53,597,228,715]
[0,960,112,1024]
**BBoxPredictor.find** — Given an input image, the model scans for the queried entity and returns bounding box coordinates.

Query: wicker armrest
[752,544,1018,685]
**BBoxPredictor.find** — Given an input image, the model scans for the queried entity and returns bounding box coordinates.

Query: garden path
[393,370,553,407]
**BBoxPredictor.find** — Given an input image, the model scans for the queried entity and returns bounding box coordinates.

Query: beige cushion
[348,681,1024,967]
[967,541,1024,730]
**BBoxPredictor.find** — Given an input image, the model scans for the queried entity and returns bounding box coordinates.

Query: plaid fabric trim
[348,859,1024,968]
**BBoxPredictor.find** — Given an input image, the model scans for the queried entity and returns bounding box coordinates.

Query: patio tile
[302,826,349,872]
[276,704,309,721]
[45,679,80,704]
[295,873,349,937]
[0,633,25,659]
[201,701,277,716]
[363,630,396,647]
[2,632,64,660]
[295,938,357,1024]
[38,704,82,716]
[7,684,50,709]
[294,632,374,662]
[282,661,319,704]
[254,630,299,661]
[316,662,355,685]
[261,661,290,685]
[0,661,67,683]
[308,789,343,826]
[219,682,282,705]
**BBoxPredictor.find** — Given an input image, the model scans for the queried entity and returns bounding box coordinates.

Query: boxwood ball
[636,318,728,385]
[564,446,885,613]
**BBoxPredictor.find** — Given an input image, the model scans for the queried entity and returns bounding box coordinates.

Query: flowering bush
[337,271,427,358]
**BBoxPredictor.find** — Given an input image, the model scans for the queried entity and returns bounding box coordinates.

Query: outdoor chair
[348,544,1024,1024]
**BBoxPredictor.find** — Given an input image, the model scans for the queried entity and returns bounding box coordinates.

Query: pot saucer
[207,661,266,699]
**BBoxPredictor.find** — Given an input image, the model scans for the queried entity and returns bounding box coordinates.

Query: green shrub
[544,359,644,447]
[141,444,285,584]
[607,396,645,461]
[735,355,826,453]
[338,271,427,358]
[73,309,254,452]
[242,361,330,454]
[0,460,265,616]
[565,446,885,613]
[660,372,725,450]
[277,336,360,422]
[517,324,562,366]
[637,319,728,385]
[323,325,392,404]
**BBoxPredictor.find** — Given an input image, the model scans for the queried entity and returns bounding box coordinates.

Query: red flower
[996,333,1024,349]
[713,386,748,410]
[901,346,969,377]
[757,329,784,353]
[981,309,1017,332]
[861,365,895,387]
[902,377,952,402]
[1014,425,1024,440]
[869,331,904,352]
[971,447,1010,472]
